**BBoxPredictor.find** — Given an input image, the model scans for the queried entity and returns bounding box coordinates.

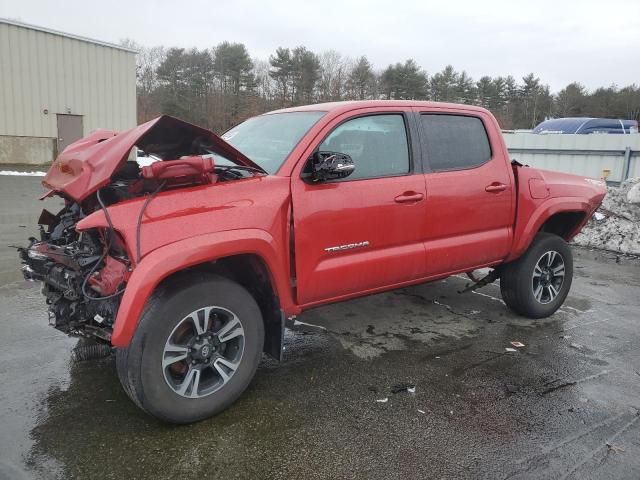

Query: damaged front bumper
[18,206,129,343]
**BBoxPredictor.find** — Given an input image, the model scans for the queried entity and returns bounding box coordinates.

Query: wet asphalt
[0,175,639,480]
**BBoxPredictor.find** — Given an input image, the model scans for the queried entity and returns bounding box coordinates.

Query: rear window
[420,115,491,171]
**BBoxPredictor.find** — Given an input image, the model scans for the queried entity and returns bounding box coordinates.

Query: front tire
[116,273,264,424]
[500,233,573,318]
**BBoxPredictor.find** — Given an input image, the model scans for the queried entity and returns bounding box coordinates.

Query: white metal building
[0,18,137,165]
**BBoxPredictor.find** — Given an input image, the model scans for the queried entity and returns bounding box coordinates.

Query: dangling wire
[82,181,166,300]
[136,180,167,263]
[81,188,126,301]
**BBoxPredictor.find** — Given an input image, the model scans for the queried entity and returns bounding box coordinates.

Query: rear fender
[507,197,593,261]
[110,229,297,347]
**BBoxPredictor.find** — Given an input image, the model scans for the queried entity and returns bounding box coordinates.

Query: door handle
[485,183,507,193]
[394,192,424,203]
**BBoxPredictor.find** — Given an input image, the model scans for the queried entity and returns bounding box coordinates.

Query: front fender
[507,197,593,261]
[110,229,296,347]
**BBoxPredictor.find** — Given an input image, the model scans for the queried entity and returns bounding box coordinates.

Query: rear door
[415,109,514,275]
[291,110,427,305]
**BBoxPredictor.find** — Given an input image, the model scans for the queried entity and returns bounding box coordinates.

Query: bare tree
[318,50,349,102]
[120,39,166,122]
[127,40,640,131]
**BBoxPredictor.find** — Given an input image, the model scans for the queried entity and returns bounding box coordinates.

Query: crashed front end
[17,115,263,344]
[19,203,129,342]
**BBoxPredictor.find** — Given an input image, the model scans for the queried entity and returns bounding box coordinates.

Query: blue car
[533,117,638,134]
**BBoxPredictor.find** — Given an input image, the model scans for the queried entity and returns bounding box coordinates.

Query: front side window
[317,114,410,181]
[421,114,491,171]
[222,111,325,174]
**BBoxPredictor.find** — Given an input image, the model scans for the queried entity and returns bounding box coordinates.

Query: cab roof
[266,100,490,116]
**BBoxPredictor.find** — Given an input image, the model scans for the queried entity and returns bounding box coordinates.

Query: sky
[1,0,639,91]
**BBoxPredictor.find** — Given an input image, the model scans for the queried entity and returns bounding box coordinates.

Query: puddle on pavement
[23,305,625,479]
[28,316,603,479]
[15,260,622,479]
[28,355,303,478]
[300,276,587,359]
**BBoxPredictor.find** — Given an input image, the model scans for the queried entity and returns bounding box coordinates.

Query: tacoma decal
[324,241,370,253]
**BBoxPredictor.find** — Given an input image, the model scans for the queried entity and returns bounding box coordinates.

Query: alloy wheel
[531,250,565,305]
[162,306,245,398]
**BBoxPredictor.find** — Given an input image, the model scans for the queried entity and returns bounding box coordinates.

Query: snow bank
[573,177,640,255]
[0,170,46,176]
[627,182,640,204]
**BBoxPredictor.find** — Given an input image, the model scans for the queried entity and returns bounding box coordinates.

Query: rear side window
[318,114,410,181]
[420,114,491,171]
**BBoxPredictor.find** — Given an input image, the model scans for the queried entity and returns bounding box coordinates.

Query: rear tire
[116,273,264,424]
[500,233,573,318]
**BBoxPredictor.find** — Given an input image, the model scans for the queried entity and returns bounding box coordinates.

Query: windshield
[221,111,325,174]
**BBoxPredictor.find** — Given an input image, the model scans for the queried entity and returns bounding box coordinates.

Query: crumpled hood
[42,115,263,202]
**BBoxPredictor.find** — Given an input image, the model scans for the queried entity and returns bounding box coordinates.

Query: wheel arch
[508,198,593,261]
[539,211,587,240]
[111,229,295,356]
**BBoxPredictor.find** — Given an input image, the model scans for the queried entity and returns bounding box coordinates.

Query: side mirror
[311,151,355,182]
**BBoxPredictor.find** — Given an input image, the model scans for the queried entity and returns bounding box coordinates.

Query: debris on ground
[606,443,625,454]
[504,384,519,396]
[510,341,525,348]
[391,383,416,394]
[292,318,327,332]
[376,397,389,403]
[573,177,640,255]
[569,343,584,350]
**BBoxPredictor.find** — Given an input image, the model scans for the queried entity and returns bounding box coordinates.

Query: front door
[56,114,83,153]
[291,112,427,306]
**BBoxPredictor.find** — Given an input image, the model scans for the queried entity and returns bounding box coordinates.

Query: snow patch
[0,170,46,176]
[627,182,640,204]
[573,177,640,255]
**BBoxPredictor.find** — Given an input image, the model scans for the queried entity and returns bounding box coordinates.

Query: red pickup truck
[19,101,606,423]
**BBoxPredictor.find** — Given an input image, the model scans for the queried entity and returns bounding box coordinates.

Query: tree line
[122,40,640,133]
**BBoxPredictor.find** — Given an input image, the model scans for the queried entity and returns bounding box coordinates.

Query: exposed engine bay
[19,202,127,342]
[18,115,264,343]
